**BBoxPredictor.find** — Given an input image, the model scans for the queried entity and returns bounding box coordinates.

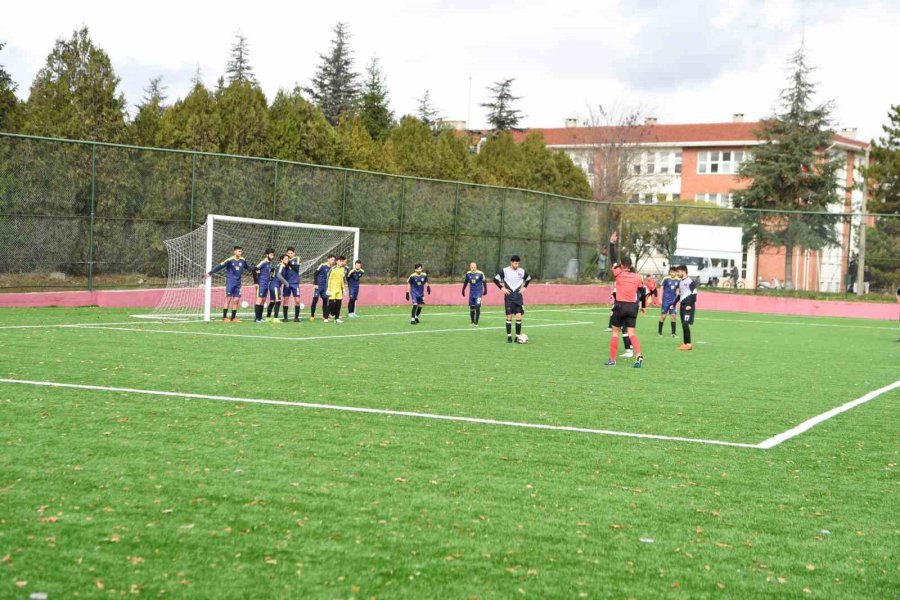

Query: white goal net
[145,214,359,320]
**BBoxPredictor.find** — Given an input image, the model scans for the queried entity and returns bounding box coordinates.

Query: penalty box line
[0,378,758,449]
[67,320,593,342]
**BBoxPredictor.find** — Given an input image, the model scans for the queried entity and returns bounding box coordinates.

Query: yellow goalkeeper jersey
[326,265,347,300]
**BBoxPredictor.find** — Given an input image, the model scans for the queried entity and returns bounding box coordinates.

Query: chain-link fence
[1,132,897,294]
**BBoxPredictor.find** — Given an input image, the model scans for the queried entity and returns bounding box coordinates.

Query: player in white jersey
[494,255,532,343]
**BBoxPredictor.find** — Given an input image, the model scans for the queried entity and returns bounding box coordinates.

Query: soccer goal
[144,214,359,321]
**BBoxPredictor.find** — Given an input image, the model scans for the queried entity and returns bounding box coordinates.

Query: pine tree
[23,27,126,141]
[216,78,269,156]
[481,78,523,132]
[863,104,900,214]
[305,22,360,126]
[359,57,393,141]
[159,80,221,152]
[733,45,842,289]
[269,87,341,165]
[0,41,22,131]
[130,76,167,146]
[226,32,256,85]
[416,90,441,133]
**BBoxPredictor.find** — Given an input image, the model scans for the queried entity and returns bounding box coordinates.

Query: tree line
[0,25,591,199]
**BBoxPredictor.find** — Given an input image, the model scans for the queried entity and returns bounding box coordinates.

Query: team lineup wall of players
[206,236,698,354]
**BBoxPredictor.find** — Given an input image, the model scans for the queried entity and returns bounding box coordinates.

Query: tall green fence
[0,132,897,293]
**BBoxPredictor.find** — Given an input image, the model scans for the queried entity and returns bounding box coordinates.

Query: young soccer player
[282,247,302,322]
[266,254,290,322]
[606,235,644,367]
[325,256,348,323]
[347,260,365,318]
[310,254,335,321]
[461,261,487,326]
[619,283,648,358]
[645,274,659,307]
[406,264,431,324]
[658,267,680,337]
[675,264,697,350]
[494,255,531,343]
[253,249,276,323]
[206,245,251,322]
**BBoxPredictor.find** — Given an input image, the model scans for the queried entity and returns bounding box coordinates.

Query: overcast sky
[2,0,898,141]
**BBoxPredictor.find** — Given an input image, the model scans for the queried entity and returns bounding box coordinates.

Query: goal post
[147,214,359,321]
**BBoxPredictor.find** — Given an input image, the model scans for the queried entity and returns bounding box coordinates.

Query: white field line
[756,380,900,449]
[0,377,759,449]
[562,309,897,331]
[71,320,594,343]
[0,319,203,331]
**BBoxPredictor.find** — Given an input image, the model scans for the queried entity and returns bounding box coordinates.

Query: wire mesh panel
[193,155,275,221]
[403,178,456,234]
[501,237,541,276]
[400,233,453,277]
[358,230,398,277]
[503,190,542,239]
[458,185,502,236]
[274,163,344,226]
[455,234,501,277]
[544,197,580,242]
[344,171,402,230]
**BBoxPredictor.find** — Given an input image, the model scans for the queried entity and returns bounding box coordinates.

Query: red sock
[631,335,641,356]
[610,335,619,361]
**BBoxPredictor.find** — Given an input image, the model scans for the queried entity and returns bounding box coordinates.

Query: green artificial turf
[0,305,897,598]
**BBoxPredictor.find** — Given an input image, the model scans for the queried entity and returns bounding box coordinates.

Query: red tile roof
[506,122,868,149]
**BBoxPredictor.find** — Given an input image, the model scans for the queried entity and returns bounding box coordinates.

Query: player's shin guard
[271,301,281,318]
[610,335,619,361]
[348,298,356,314]
[322,302,330,320]
[223,308,229,320]
[266,303,274,318]
[310,296,318,317]
[658,320,663,335]
[255,304,264,321]
[283,304,289,319]
[515,321,522,336]
[411,305,417,319]
[622,332,632,350]
[231,309,237,320]
[330,300,342,319]
[506,320,512,338]
[475,307,481,324]
[415,305,423,318]
[683,323,692,344]
[470,308,476,323]
[671,320,676,335]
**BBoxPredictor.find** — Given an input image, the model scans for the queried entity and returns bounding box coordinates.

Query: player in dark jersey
[266,254,290,322]
[406,264,431,324]
[281,247,302,322]
[310,254,335,321]
[347,260,365,318]
[462,261,488,326]
[252,248,276,323]
[206,245,251,322]
[675,264,697,350]
[658,267,680,337]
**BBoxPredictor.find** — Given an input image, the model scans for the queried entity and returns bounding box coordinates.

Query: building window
[633,163,641,175]
[646,152,655,174]
[695,192,734,208]
[658,152,669,174]
[672,193,680,201]
[674,151,682,174]
[629,194,640,203]
[697,150,747,175]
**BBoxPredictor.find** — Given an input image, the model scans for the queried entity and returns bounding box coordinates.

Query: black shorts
[610,301,639,329]
[680,303,696,326]
[504,292,524,315]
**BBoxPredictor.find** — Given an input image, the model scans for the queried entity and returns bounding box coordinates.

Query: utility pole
[856,146,869,296]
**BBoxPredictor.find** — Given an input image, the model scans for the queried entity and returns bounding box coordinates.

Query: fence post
[449,182,461,278]
[856,210,866,296]
[189,153,196,227]
[755,211,762,294]
[575,199,583,281]
[340,170,349,226]
[395,178,406,280]
[271,162,279,220]
[670,206,678,264]
[497,189,506,273]
[538,195,547,280]
[87,143,96,291]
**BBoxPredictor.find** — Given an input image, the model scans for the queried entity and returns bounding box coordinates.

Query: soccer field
[0,305,897,598]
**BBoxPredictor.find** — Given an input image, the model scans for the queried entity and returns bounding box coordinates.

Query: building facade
[512,117,869,292]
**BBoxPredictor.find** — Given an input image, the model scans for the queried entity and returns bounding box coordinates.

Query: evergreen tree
[384,116,439,177]
[306,22,360,126]
[416,90,441,133]
[863,104,900,214]
[159,79,221,152]
[336,114,392,172]
[23,27,126,141]
[733,45,842,288]
[433,129,473,181]
[269,87,341,165]
[226,32,256,85]
[130,76,167,146]
[481,78,523,132]
[216,78,269,156]
[359,57,393,141]
[0,41,22,131]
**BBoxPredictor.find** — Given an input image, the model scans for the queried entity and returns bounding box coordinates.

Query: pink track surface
[0,285,896,320]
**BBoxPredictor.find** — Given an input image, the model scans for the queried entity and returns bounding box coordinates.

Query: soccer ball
[240,301,249,309]
[299,302,305,310]
[515,334,529,344]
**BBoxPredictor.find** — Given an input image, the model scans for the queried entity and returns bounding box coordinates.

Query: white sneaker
[348,313,357,318]
[323,319,330,323]
[335,318,344,324]
[621,349,634,358]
